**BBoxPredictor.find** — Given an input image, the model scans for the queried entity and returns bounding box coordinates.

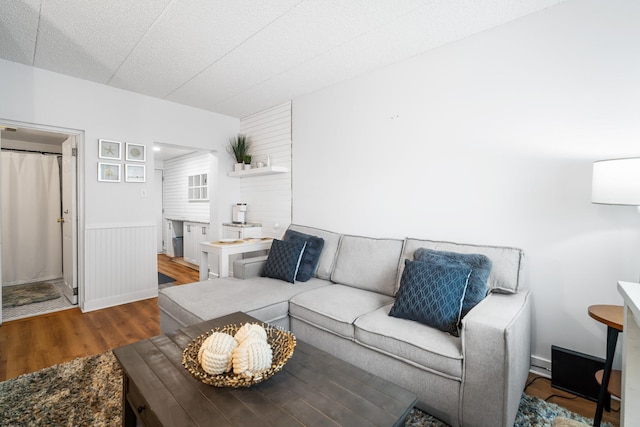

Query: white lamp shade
[592,158,640,205]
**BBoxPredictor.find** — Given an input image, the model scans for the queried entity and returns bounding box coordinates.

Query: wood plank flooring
[0,254,620,426]
[0,254,198,381]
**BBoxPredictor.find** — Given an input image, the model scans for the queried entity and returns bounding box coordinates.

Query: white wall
[0,58,239,310]
[292,0,640,368]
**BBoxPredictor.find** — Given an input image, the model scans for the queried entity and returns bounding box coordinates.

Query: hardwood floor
[0,255,621,425]
[157,253,201,285]
[0,254,198,381]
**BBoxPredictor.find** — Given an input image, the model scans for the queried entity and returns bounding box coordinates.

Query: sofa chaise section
[159,276,329,333]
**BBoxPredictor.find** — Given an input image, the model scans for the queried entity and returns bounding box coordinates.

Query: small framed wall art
[125,164,146,183]
[126,142,146,162]
[98,162,121,182]
[99,139,122,160]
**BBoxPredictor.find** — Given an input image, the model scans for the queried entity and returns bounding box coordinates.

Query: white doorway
[0,123,81,323]
[153,142,218,262]
[154,169,163,253]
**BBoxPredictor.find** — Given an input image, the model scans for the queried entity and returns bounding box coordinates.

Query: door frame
[0,119,85,314]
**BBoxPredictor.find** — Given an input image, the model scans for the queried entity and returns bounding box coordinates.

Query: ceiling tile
[211,0,570,116]
[0,0,41,64]
[34,0,171,82]
[110,0,302,98]
[0,0,569,117]
[166,0,424,111]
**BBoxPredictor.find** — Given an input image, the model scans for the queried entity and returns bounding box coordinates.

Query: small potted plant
[227,134,251,172]
[243,154,252,170]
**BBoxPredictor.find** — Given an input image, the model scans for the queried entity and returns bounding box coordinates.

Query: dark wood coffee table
[113,312,417,427]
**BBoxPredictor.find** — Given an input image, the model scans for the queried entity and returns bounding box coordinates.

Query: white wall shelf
[227,165,288,178]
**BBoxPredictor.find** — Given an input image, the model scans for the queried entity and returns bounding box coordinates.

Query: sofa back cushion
[331,235,404,296]
[287,224,342,280]
[399,238,524,294]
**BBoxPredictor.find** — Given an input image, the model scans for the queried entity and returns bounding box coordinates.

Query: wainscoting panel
[83,223,157,312]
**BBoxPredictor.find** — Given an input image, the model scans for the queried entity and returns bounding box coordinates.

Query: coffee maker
[232,203,247,224]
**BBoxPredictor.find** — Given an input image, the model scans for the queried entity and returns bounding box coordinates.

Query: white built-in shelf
[227,165,288,178]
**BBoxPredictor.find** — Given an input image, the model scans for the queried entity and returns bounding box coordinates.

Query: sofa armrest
[232,255,268,279]
[460,290,531,427]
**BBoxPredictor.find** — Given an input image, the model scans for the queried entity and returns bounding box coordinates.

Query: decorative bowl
[182,322,296,388]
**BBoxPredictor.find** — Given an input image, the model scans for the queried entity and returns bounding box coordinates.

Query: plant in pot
[243,155,252,170]
[227,134,251,172]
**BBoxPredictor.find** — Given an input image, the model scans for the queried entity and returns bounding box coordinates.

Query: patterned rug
[2,281,61,308]
[0,352,121,426]
[0,352,613,427]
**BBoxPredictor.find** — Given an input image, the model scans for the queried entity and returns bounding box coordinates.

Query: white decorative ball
[198,332,238,375]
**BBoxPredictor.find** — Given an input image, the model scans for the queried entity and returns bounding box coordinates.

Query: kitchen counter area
[165,218,212,266]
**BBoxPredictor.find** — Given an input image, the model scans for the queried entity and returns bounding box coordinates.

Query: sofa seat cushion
[159,277,329,328]
[354,304,463,380]
[289,284,395,340]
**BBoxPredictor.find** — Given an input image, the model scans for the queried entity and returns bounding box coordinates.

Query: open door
[62,137,78,304]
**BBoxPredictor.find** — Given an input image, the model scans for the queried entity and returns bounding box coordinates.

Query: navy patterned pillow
[283,230,325,282]
[261,239,307,283]
[414,248,492,319]
[389,259,471,336]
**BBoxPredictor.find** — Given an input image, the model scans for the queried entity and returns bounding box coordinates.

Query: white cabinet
[222,223,262,239]
[165,220,183,257]
[183,222,211,266]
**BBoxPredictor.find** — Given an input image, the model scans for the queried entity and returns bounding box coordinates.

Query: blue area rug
[404,393,613,426]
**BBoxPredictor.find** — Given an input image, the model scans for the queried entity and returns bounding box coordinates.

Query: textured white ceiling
[0,0,567,118]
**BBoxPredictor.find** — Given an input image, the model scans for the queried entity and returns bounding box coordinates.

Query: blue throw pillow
[389,259,471,336]
[261,239,307,283]
[283,230,325,282]
[414,248,492,319]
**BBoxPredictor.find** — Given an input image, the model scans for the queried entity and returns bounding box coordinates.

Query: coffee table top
[113,312,417,427]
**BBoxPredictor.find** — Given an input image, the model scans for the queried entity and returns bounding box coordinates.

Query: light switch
[140,187,148,198]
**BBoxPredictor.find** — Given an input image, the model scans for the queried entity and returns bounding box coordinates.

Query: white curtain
[1,151,62,286]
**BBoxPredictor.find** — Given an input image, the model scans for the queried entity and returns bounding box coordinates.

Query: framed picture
[126,143,146,162]
[98,139,122,160]
[125,164,146,182]
[98,162,121,182]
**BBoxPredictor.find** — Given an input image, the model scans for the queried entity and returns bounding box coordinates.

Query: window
[188,173,208,201]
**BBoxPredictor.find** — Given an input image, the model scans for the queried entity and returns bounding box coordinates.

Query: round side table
[588,304,623,427]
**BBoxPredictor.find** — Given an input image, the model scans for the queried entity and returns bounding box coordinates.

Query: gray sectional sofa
[158,224,531,427]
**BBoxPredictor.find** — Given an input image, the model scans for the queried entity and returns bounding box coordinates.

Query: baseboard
[81,288,158,312]
[530,355,552,378]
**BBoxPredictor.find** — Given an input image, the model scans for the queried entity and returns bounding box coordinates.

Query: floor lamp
[591,157,640,426]
[592,157,640,209]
